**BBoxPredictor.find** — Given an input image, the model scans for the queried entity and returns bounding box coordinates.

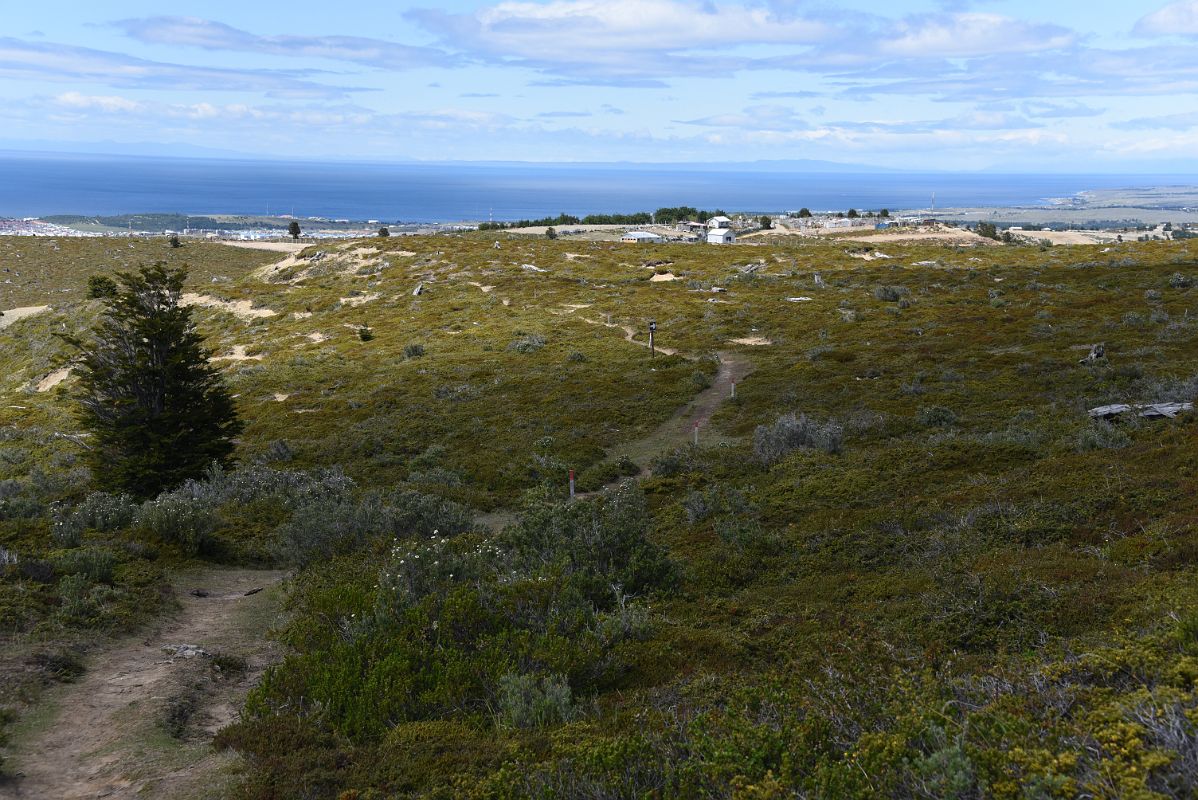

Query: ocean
[0,152,1185,223]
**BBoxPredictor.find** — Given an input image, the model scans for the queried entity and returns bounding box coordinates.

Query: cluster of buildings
[0,218,104,237]
[621,216,739,246]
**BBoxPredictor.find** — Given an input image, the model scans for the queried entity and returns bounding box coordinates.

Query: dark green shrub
[56,547,117,583]
[403,342,425,359]
[136,495,217,555]
[87,275,118,299]
[918,406,959,428]
[753,412,843,466]
[509,333,547,353]
[495,671,575,729]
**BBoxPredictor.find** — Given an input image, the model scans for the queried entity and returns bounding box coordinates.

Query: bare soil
[2,568,287,800]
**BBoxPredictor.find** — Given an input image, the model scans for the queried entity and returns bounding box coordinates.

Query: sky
[2,0,1197,171]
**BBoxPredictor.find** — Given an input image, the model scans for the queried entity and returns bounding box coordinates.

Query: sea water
[0,152,1184,222]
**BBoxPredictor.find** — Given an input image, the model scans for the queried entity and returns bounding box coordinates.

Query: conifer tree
[67,264,242,498]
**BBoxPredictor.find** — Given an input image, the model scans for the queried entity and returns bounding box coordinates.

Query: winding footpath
[3,569,286,800]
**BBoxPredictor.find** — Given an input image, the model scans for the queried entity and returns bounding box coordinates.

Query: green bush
[753,412,843,466]
[495,671,575,729]
[918,406,959,428]
[509,333,547,353]
[136,496,218,555]
[55,547,117,584]
[275,488,472,567]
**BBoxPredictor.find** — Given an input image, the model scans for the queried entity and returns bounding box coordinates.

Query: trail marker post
[649,320,657,357]
[693,421,699,446]
[569,469,575,499]
[731,381,736,399]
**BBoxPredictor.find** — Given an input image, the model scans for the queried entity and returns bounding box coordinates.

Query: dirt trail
[4,568,287,800]
[579,316,679,356]
[610,350,754,467]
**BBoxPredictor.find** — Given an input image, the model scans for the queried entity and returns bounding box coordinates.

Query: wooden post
[693,421,699,446]
[569,469,575,499]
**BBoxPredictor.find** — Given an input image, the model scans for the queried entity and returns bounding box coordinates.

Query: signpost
[649,320,657,357]
[569,469,575,499]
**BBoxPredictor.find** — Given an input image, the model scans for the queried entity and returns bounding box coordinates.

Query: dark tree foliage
[67,264,242,498]
[169,234,182,248]
[758,215,772,229]
[977,221,999,240]
[87,275,118,299]
[288,221,301,241]
[545,226,557,239]
[798,208,813,218]
[377,227,390,237]
[847,208,859,218]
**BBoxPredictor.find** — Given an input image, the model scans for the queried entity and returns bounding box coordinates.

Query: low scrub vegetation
[4,234,1198,796]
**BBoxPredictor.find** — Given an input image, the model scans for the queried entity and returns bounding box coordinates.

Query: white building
[706,216,733,229]
[707,228,736,245]
[621,231,663,243]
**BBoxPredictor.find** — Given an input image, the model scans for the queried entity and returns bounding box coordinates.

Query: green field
[2,233,1197,798]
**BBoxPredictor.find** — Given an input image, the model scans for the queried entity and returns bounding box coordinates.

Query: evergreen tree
[66,264,242,498]
[798,208,812,218]
[288,221,301,241]
[378,227,390,237]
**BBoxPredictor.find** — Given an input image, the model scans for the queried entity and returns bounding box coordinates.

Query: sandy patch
[650,272,680,282]
[211,345,263,362]
[564,253,592,261]
[36,367,71,392]
[502,298,511,307]
[0,305,50,331]
[468,282,495,293]
[843,230,996,246]
[848,251,893,261]
[273,393,290,402]
[339,292,379,307]
[786,297,814,302]
[217,241,308,253]
[182,294,276,321]
[292,311,312,319]
[306,332,329,343]
[730,336,772,346]
[522,264,548,273]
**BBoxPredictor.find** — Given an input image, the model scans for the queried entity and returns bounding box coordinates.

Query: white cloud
[113,16,459,70]
[0,37,358,98]
[878,13,1074,58]
[409,0,832,81]
[54,91,143,113]
[1135,1,1198,37]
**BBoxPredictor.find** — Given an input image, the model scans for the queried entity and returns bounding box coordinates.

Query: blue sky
[2,0,1197,170]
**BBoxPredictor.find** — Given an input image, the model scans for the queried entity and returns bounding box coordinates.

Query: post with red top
[569,469,575,499]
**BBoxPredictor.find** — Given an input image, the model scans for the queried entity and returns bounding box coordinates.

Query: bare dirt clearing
[0,307,50,332]
[181,294,277,321]
[4,569,286,800]
[215,241,308,254]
